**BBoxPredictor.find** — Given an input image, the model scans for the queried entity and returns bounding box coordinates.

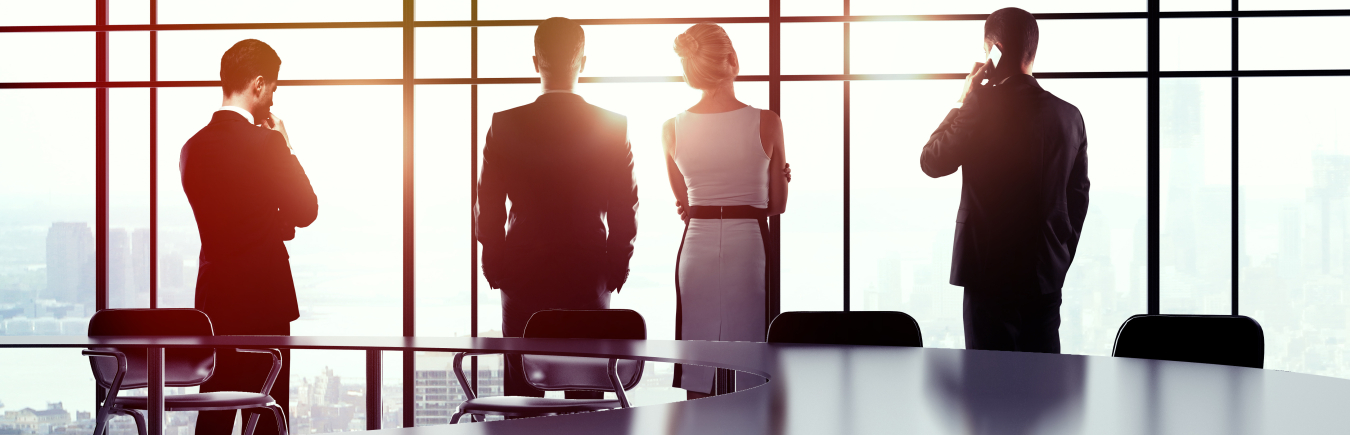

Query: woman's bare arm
[663,118,691,223]
[762,110,788,216]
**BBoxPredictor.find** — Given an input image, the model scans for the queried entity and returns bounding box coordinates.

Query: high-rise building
[108,228,131,308]
[132,228,150,300]
[44,222,93,311]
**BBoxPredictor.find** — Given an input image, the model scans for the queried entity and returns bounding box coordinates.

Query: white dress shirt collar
[542,89,575,95]
[217,106,255,125]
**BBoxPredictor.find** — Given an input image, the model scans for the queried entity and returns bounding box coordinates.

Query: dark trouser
[963,287,1062,353]
[501,289,611,399]
[196,320,290,435]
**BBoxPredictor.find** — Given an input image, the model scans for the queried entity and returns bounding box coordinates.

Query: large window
[3,1,1350,433]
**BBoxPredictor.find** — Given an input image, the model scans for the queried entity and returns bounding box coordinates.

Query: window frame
[4,0,1350,428]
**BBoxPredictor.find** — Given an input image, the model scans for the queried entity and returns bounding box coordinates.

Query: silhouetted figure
[920,8,1089,353]
[475,17,638,399]
[664,23,789,400]
[181,39,316,435]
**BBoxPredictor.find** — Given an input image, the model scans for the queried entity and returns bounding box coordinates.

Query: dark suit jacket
[180,111,318,326]
[475,93,638,295]
[920,75,1089,295]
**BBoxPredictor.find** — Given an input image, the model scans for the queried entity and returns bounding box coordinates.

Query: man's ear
[532,55,540,74]
[578,55,587,74]
[252,75,267,96]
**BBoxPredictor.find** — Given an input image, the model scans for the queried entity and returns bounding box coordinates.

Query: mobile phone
[987,46,1003,72]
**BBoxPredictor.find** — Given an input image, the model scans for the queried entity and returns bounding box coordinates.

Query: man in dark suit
[476,17,638,398]
[181,39,317,435]
[920,8,1089,353]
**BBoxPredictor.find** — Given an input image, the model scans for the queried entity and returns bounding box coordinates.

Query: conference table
[3,335,1349,434]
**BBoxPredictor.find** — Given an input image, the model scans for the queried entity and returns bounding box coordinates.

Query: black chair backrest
[87,308,216,389]
[1112,314,1265,369]
[767,311,923,347]
[521,309,645,391]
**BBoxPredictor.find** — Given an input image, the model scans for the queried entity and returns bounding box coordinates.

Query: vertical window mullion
[1148,0,1162,315]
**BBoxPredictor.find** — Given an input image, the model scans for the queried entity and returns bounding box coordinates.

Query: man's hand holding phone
[261,112,293,152]
[958,46,1001,106]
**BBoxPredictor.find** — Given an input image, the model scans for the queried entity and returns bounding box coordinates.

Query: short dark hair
[984,7,1039,64]
[220,39,281,95]
[534,17,585,71]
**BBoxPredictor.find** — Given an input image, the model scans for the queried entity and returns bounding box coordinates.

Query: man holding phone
[920,8,1089,353]
[181,38,316,434]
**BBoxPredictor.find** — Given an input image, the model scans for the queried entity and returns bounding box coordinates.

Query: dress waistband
[688,205,768,220]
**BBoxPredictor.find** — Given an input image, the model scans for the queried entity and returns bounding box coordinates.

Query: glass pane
[416,0,471,21]
[474,83,537,339]
[415,85,472,338]
[1035,19,1147,73]
[155,87,214,309]
[289,350,374,433]
[109,88,151,309]
[0,33,93,82]
[110,0,150,25]
[157,84,403,333]
[111,31,150,82]
[416,27,472,79]
[1046,78,1148,356]
[1162,19,1232,71]
[851,0,1144,15]
[851,80,966,348]
[851,20,1145,75]
[478,23,767,78]
[158,29,402,81]
[0,1,93,26]
[782,23,844,76]
[1240,17,1350,71]
[0,89,95,424]
[851,78,1147,353]
[0,349,97,429]
[1239,76,1350,379]
[1241,0,1350,10]
[383,351,403,429]
[1161,78,1232,315]
[478,1,764,20]
[782,81,844,312]
[1163,0,1232,11]
[0,89,96,323]
[783,0,842,16]
[159,0,402,24]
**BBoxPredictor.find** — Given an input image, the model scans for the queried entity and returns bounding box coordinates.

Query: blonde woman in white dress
[663,22,789,400]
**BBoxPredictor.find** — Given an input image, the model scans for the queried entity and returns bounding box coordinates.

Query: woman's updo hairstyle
[674,23,737,90]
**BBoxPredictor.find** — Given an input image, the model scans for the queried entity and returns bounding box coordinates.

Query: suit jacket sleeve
[1067,132,1090,245]
[476,122,509,289]
[921,89,986,178]
[261,130,318,238]
[605,121,639,290]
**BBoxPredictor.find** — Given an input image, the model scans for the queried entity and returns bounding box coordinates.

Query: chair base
[450,396,623,423]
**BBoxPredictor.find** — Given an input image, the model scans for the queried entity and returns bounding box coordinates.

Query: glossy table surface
[4,335,1349,434]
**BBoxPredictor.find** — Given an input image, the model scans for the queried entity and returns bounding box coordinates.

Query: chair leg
[449,411,464,424]
[243,410,261,435]
[92,410,108,435]
[267,404,290,435]
[127,410,148,435]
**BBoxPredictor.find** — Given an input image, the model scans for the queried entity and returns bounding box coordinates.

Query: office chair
[85,308,287,435]
[450,309,646,423]
[767,311,923,347]
[1112,314,1265,369]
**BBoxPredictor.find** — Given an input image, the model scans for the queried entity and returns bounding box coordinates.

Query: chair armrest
[452,352,499,401]
[84,350,129,408]
[236,348,283,396]
[607,358,631,408]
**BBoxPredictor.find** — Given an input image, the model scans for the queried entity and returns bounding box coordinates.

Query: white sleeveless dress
[672,106,771,393]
